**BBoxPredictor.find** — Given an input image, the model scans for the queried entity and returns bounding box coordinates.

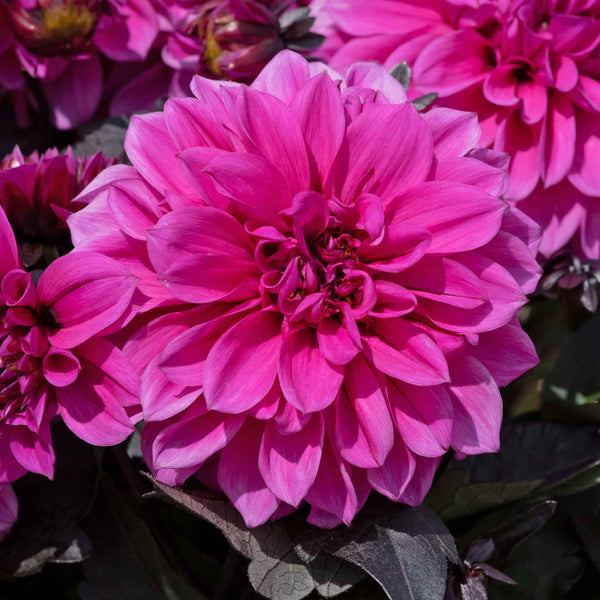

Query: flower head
[0,205,139,484]
[0,146,116,268]
[323,0,600,259]
[8,0,104,57]
[0,0,160,129]
[70,51,541,528]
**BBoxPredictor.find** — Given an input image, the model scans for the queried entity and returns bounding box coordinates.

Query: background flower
[0,145,116,269]
[322,0,600,261]
[110,0,325,116]
[69,50,541,528]
[1,0,159,129]
[0,204,139,485]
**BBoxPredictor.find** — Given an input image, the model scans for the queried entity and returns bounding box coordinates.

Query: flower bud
[8,0,104,57]
[198,0,324,81]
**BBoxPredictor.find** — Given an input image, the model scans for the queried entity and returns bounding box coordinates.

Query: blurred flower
[0,205,139,484]
[323,0,600,258]
[518,179,600,261]
[0,484,18,542]
[111,0,325,114]
[537,251,600,312]
[0,146,116,269]
[69,51,541,528]
[0,0,160,129]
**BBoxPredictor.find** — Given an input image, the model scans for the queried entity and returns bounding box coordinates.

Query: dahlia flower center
[256,195,379,326]
[0,270,61,422]
[9,0,103,56]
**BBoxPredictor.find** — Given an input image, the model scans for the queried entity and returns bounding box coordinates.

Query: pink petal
[448,355,502,455]
[43,348,81,387]
[316,318,361,365]
[204,311,283,414]
[399,455,441,506]
[367,436,416,501]
[44,54,102,129]
[390,181,506,253]
[162,253,259,304]
[422,108,481,159]
[38,252,137,349]
[94,0,158,61]
[495,111,539,201]
[57,374,134,447]
[198,151,292,222]
[251,50,311,103]
[433,157,507,196]
[471,319,538,387]
[217,419,280,528]
[339,103,433,204]
[258,413,324,507]
[413,30,493,96]
[125,112,197,196]
[387,379,452,457]
[291,72,346,185]
[305,437,365,526]
[278,327,344,413]
[538,93,575,187]
[8,422,55,479]
[153,403,245,470]
[362,319,450,386]
[0,207,19,277]
[337,356,394,468]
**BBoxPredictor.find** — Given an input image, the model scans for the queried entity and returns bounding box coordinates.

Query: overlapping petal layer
[70,51,541,528]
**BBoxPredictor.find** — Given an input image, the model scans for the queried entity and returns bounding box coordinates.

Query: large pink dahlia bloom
[69,51,541,528]
[324,0,600,258]
[0,485,17,542]
[0,0,159,129]
[0,146,116,267]
[0,206,139,484]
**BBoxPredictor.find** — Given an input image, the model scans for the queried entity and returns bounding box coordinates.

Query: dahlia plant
[68,50,541,528]
[323,0,600,261]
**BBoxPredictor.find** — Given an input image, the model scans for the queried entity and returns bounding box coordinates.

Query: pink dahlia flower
[0,205,139,484]
[0,0,160,129]
[0,146,116,268]
[112,0,324,113]
[0,484,18,542]
[69,51,541,528]
[324,0,600,258]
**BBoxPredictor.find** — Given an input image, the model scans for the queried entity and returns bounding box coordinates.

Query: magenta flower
[111,0,324,114]
[0,484,18,542]
[324,0,600,259]
[1,0,159,129]
[69,51,541,528]
[0,205,139,484]
[0,146,116,267]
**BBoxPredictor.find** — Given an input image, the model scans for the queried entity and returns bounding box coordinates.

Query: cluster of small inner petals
[68,51,542,528]
[321,0,600,262]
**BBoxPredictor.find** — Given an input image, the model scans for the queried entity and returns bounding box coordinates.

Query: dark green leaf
[72,116,129,159]
[82,476,206,600]
[389,62,412,91]
[413,93,438,111]
[428,422,600,520]
[542,311,600,410]
[0,423,99,577]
